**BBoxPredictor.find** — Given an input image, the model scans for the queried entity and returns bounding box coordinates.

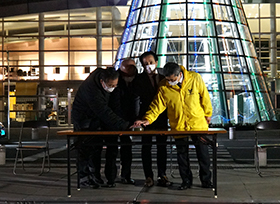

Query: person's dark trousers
[191,135,211,183]
[175,135,211,185]
[76,135,118,184]
[141,135,167,179]
[76,136,103,183]
[120,136,132,179]
[104,136,119,183]
[175,137,193,184]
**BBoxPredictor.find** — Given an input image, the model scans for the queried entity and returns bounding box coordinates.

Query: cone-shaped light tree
[115,0,276,125]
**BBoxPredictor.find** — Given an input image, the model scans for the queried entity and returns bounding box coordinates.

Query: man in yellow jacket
[133,62,213,190]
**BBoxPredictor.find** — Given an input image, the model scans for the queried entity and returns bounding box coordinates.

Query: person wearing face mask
[72,67,129,189]
[132,62,213,190]
[110,58,139,185]
[133,51,172,188]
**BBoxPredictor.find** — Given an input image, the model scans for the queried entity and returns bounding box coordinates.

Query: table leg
[213,134,217,198]
[67,136,71,197]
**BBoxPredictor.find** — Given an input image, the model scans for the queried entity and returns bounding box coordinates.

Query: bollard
[229,127,235,140]
[0,144,6,165]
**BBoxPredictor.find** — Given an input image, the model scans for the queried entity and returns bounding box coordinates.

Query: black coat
[110,73,139,125]
[133,70,168,130]
[72,68,129,131]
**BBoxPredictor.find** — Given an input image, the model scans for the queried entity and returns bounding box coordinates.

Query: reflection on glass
[187,3,213,19]
[213,5,234,21]
[221,56,247,73]
[140,6,160,22]
[223,73,252,91]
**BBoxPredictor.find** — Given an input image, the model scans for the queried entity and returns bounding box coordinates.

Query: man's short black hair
[100,67,119,82]
[139,51,158,66]
[163,62,181,77]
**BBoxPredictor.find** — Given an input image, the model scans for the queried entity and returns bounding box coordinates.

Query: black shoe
[157,176,172,187]
[177,182,191,190]
[121,178,135,185]
[201,181,213,188]
[144,177,154,187]
[80,179,100,189]
[106,182,116,188]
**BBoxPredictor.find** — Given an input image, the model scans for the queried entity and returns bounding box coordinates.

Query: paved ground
[1,129,280,203]
[0,162,280,204]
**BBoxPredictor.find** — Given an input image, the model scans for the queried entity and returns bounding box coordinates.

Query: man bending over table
[133,62,213,190]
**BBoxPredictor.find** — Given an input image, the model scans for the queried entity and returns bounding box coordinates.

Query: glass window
[122,25,137,43]
[238,24,252,41]
[260,4,270,18]
[247,19,259,33]
[188,37,218,54]
[69,38,95,51]
[136,23,159,39]
[113,21,126,35]
[126,9,141,26]
[4,37,38,51]
[218,39,243,56]
[255,91,276,121]
[159,21,186,37]
[201,73,224,90]
[209,91,227,124]
[243,4,259,19]
[242,41,257,57]
[233,7,247,25]
[102,37,113,50]
[45,37,68,51]
[277,4,280,17]
[118,42,133,59]
[4,21,39,37]
[250,74,268,92]
[220,56,247,73]
[160,4,186,20]
[132,40,157,57]
[157,38,187,55]
[131,0,142,10]
[260,19,271,33]
[212,0,230,4]
[246,57,262,74]
[69,21,96,36]
[277,19,280,32]
[216,22,239,38]
[223,73,252,91]
[188,21,216,37]
[187,3,213,19]
[213,5,234,21]
[143,0,161,6]
[157,54,187,68]
[140,6,161,22]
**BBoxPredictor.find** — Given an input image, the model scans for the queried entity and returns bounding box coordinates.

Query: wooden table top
[57,128,227,136]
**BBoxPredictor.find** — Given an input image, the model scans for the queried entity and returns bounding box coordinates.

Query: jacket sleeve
[143,88,167,124]
[197,74,212,117]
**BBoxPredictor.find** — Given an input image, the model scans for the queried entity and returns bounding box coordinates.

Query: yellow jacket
[143,66,212,137]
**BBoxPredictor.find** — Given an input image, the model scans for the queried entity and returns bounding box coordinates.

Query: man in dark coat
[111,58,139,184]
[133,51,172,187]
[72,67,129,188]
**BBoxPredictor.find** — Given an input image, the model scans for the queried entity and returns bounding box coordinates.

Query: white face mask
[145,64,156,74]
[102,81,115,93]
[168,80,179,86]
[123,76,135,83]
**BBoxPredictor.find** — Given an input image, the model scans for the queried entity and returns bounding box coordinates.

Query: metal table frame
[57,128,227,198]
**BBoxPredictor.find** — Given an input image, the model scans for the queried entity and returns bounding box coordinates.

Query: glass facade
[0,7,129,128]
[115,0,276,125]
